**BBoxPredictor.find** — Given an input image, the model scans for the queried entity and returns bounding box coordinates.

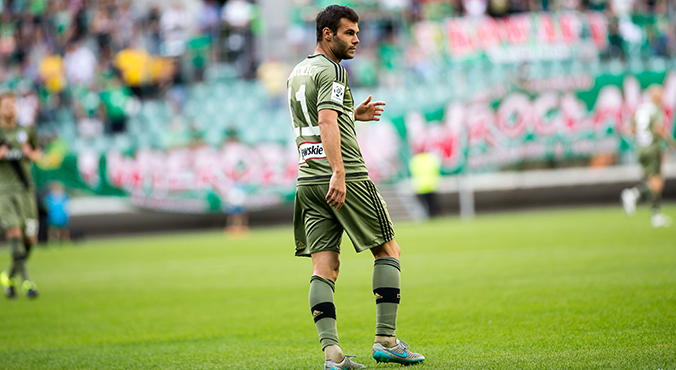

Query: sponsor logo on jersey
[298,141,326,164]
[331,82,345,104]
[16,130,28,144]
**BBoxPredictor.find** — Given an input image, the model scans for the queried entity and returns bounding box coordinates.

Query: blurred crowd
[0,0,674,141]
[0,0,260,137]
[289,0,676,87]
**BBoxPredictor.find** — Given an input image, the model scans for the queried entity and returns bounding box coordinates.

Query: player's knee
[312,260,341,281]
[6,227,22,239]
[372,239,400,259]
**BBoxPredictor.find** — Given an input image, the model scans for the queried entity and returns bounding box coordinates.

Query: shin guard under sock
[8,237,29,281]
[373,257,401,337]
[309,275,339,349]
[651,191,662,213]
[634,182,651,202]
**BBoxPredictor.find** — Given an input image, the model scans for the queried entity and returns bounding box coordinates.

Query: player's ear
[322,27,333,42]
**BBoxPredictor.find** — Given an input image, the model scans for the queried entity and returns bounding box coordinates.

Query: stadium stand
[1,0,675,235]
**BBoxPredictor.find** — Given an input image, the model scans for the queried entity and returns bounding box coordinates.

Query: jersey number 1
[289,84,321,138]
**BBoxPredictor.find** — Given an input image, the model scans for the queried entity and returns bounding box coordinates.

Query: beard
[332,37,354,60]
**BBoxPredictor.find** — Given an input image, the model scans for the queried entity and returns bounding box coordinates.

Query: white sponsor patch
[331,82,344,104]
[16,130,28,144]
[298,141,326,164]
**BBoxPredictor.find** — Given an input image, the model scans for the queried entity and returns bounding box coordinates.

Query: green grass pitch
[1,205,675,369]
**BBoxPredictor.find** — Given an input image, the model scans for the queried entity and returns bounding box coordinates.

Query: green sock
[651,191,662,213]
[373,257,401,337]
[309,275,339,349]
[8,237,29,282]
[634,182,651,202]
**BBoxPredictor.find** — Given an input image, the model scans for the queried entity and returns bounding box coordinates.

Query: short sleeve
[316,65,346,115]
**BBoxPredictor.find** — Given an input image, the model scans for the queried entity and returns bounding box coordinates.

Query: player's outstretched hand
[326,172,346,210]
[354,95,385,122]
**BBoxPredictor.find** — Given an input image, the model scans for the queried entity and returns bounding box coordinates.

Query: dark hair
[316,5,359,43]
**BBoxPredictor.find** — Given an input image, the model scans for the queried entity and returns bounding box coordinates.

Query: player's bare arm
[0,143,8,159]
[656,122,676,150]
[22,143,42,162]
[318,109,346,210]
[354,95,385,122]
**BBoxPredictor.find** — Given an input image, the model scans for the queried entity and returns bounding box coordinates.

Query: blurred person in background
[44,181,70,244]
[257,55,290,109]
[409,150,441,218]
[197,0,221,62]
[145,5,162,55]
[621,85,676,227]
[63,39,97,87]
[223,181,249,239]
[15,83,39,127]
[288,5,424,369]
[91,4,114,58]
[0,92,41,299]
[221,0,258,78]
[99,73,131,134]
[160,1,189,58]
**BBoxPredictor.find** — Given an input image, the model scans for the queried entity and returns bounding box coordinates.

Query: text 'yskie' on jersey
[287,54,369,184]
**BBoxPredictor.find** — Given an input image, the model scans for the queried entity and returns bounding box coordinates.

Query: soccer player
[288,5,425,369]
[621,85,676,227]
[0,92,41,298]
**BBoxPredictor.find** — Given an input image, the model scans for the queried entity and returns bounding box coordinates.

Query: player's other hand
[354,95,385,122]
[326,171,346,210]
[0,144,7,160]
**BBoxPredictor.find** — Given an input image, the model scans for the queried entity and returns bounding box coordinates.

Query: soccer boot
[1,271,16,299]
[651,213,672,228]
[325,355,365,370]
[621,188,637,216]
[373,339,425,365]
[22,280,39,299]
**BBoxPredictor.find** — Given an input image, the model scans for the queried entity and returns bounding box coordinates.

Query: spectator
[145,5,162,55]
[15,84,39,127]
[99,73,131,134]
[91,6,113,56]
[113,1,136,51]
[409,151,442,218]
[63,40,97,86]
[256,56,289,109]
[44,181,71,244]
[160,2,189,57]
[197,0,221,61]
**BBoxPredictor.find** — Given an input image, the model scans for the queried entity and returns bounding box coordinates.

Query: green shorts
[638,144,662,178]
[0,190,39,237]
[293,179,395,257]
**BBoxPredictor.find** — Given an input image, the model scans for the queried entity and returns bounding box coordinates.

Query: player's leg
[622,148,653,215]
[1,194,27,298]
[371,240,400,346]
[310,251,342,362]
[648,174,670,227]
[20,191,39,297]
[334,180,424,365]
[294,184,363,369]
[3,227,25,298]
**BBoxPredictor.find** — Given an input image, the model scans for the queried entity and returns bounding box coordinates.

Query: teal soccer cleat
[372,339,425,365]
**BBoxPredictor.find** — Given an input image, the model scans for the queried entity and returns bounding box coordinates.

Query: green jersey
[634,102,663,148]
[0,124,37,193]
[287,54,368,184]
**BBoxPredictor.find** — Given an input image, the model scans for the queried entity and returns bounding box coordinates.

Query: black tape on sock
[311,302,336,323]
[374,288,401,304]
